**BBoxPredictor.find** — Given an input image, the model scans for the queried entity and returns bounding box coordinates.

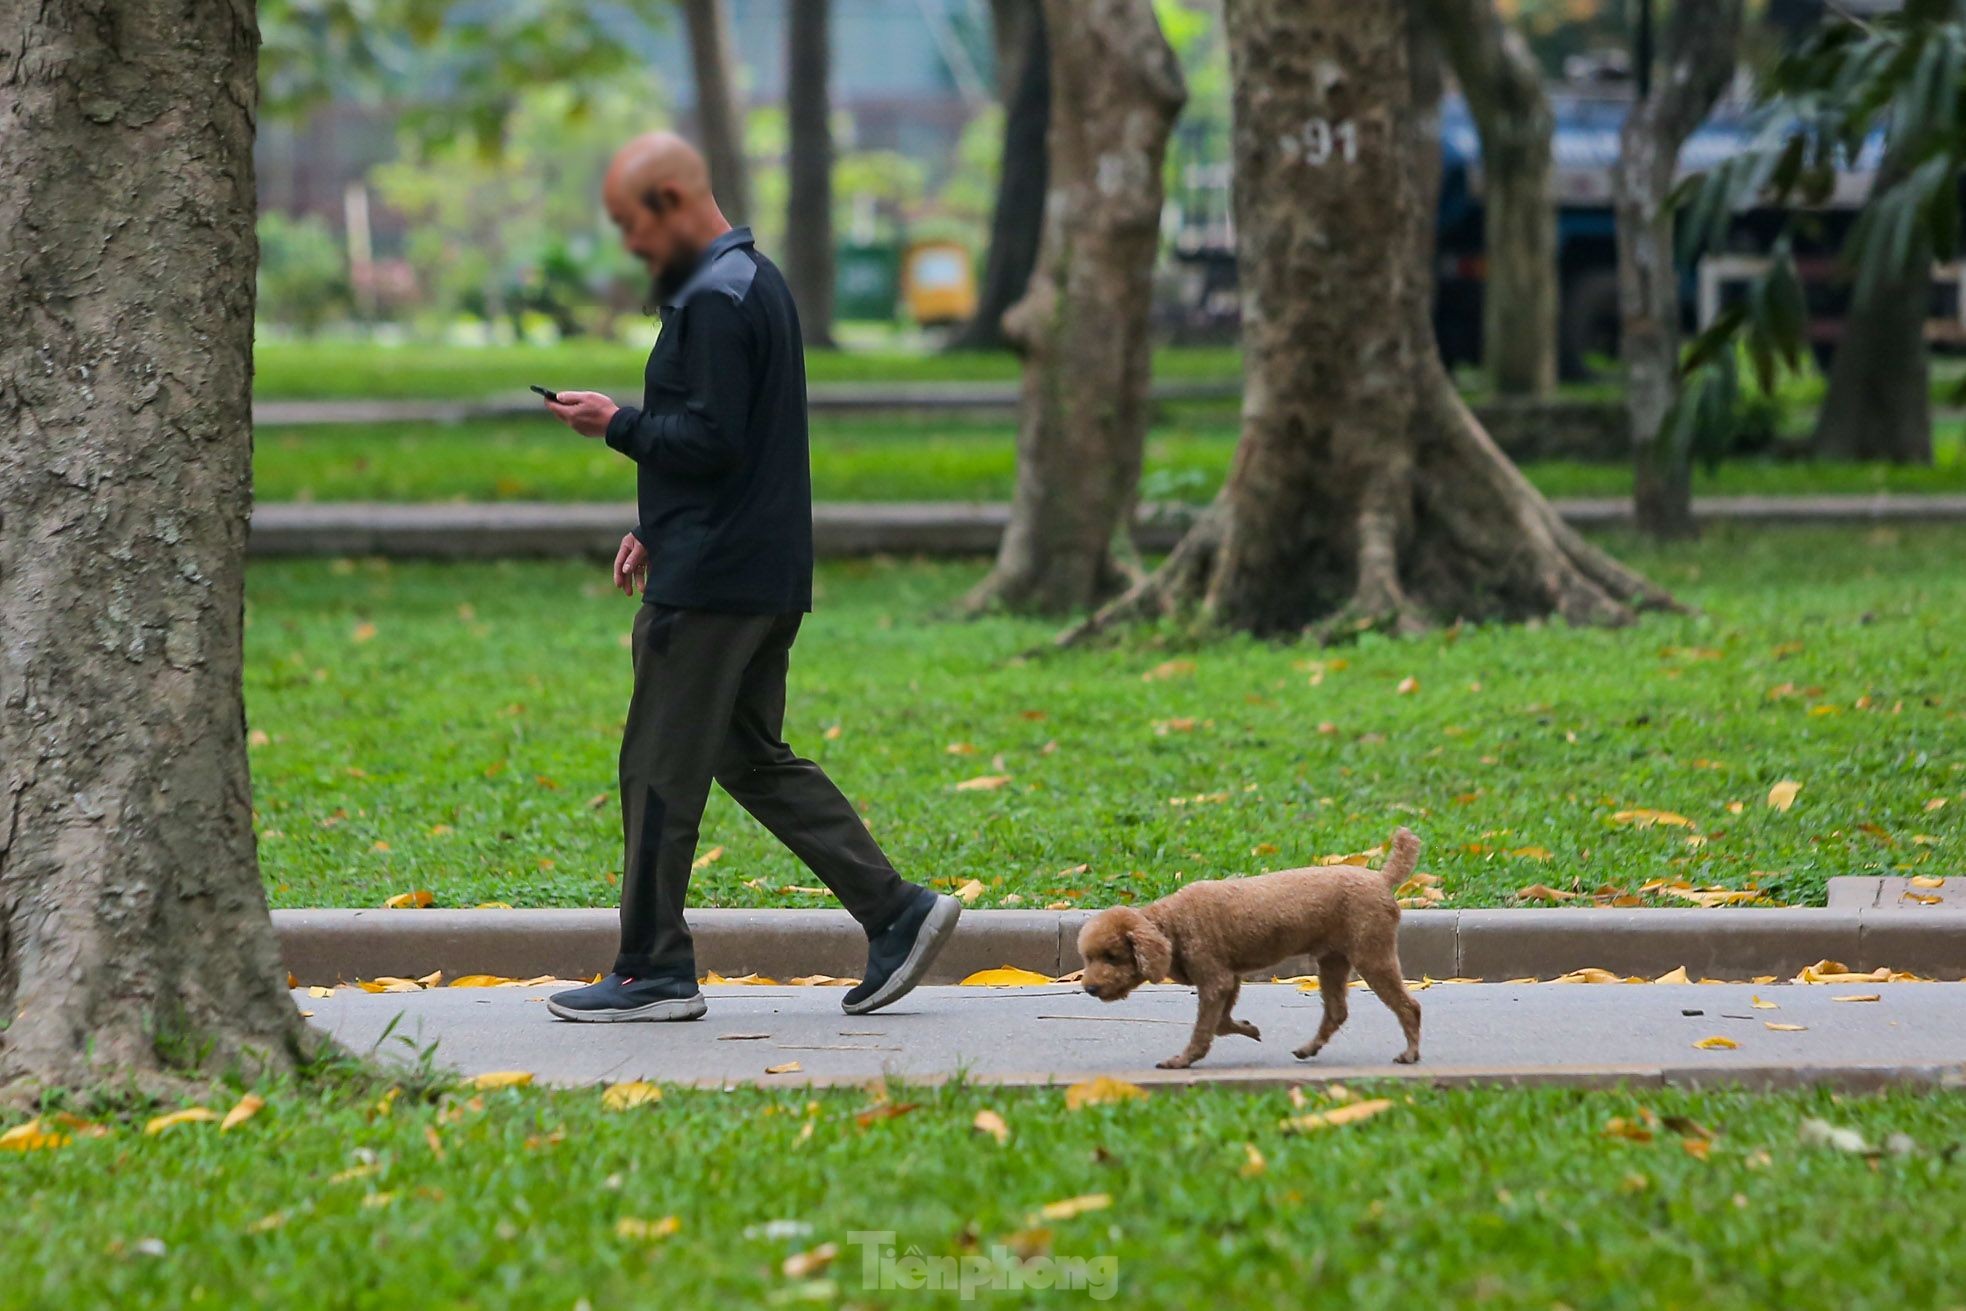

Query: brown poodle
[1076,827,1423,1069]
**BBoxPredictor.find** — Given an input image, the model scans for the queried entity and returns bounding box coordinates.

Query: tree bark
[679,0,751,224]
[0,0,314,1095]
[1064,0,1673,644]
[1423,0,1558,396]
[785,0,835,348]
[1813,158,1933,464]
[961,0,1185,615]
[1614,0,1742,540]
[947,0,1050,352]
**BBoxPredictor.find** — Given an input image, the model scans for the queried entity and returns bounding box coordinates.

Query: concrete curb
[252,380,1243,427]
[247,494,1966,559]
[273,904,1966,987]
[655,1062,1966,1095]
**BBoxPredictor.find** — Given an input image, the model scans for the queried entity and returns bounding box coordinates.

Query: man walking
[542,133,960,1021]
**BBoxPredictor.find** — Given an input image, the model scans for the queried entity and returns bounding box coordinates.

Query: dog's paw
[1292,1042,1322,1061]
[1157,1053,1196,1070]
[1394,1050,1420,1065]
[1218,1018,1261,1041]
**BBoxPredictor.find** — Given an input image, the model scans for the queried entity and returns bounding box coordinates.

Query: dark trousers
[613,604,918,978]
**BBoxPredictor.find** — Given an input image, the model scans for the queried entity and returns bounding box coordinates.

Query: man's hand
[613,532,649,597]
[545,389,620,439]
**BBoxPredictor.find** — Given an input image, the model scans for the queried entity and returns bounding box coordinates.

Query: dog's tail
[1379,826,1421,891]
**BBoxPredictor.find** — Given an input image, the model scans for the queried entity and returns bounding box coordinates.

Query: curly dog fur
[1076,827,1423,1069]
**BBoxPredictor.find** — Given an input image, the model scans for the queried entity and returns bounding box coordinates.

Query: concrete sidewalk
[248,494,1966,559]
[299,980,1966,1092]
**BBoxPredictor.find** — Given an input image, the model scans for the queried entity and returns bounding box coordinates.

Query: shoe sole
[842,894,963,1016]
[546,992,708,1023]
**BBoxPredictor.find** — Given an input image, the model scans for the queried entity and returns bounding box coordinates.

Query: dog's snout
[1082,983,1102,998]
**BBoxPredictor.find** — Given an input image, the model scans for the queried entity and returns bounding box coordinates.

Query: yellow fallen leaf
[1795,961,1890,984]
[145,1107,221,1135]
[1765,1022,1808,1032]
[1142,659,1196,682]
[1553,968,1629,984]
[973,1109,1010,1145]
[782,1242,839,1277]
[1065,1076,1148,1110]
[1751,995,1778,1009]
[1252,842,1279,856]
[1692,1036,1738,1050]
[1767,780,1802,812]
[1909,875,1946,888]
[220,1094,265,1132]
[463,1071,534,1090]
[0,1119,71,1152]
[1604,1117,1654,1142]
[306,985,334,999]
[1396,676,1419,695]
[945,741,978,755]
[1282,1098,1394,1133]
[448,974,517,988]
[960,965,1053,986]
[1516,884,1577,903]
[602,1081,663,1110]
[699,972,780,986]
[1654,966,1691,985]
[1036,1193,1112,1222]
[245,1211,288,1234]
[1681,1137,1712,1161]
[953,878,987,905]
[690,845,725,870]
[352,621,377,643]
[765,1062,803,1075]
[472,901,514,910]
[1240,1143,1267,1177]
[615,1215,681,1242]
[955,774,1012,792]
[382,890,433,909]
[1832,993,1881,1003]
[1611,808,1695,828]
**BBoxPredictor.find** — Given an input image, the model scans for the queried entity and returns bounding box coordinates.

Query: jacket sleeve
[603,293,752,477]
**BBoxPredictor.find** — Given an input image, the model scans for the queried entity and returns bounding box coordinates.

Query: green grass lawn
[252,412,1966,504]
[244,526,1963,912]
[10,1078,1966,1309]
[253,339,1246,399]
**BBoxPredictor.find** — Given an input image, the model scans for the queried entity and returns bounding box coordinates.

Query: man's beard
[651,240,704,305]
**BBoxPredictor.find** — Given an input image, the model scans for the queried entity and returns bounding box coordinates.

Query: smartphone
[530,384,561,403]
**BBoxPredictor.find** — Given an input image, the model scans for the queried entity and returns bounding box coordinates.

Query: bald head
[602,131,731,291]
[604,132,711,213]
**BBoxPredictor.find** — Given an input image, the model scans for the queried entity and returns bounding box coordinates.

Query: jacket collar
[661,226,754,314]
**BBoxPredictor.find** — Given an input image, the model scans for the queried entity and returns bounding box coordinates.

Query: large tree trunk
[1423,0,1557,396]
[1614,0,1742,540]
[960,0,1185,615]
[947,0,1050,352]
[1065,0,1673,644]
[0,0,313,1094]
[679,0,751,223]
[1813,158,1933,463]
[785,0,835,348]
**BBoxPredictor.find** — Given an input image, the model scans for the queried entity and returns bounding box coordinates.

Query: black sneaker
[547,972,707,1023]
[843,888,962,1015]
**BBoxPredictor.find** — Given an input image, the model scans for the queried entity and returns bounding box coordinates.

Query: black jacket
[605,227,815,614]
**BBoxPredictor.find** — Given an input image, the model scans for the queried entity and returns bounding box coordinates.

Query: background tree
[785,0,836,348]
[1424,0,1558,396]
[1,0,312,1093]
[949,0,1050,351]
[1811,154,1932,463]
[1679,1,1960,467]
[679,0,752,223]
[1070,0,1673,642]
[962,0,1186,614]
[1614,0,1743,541]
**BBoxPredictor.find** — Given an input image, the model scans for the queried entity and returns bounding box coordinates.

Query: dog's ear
[1129,916,1173,982]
